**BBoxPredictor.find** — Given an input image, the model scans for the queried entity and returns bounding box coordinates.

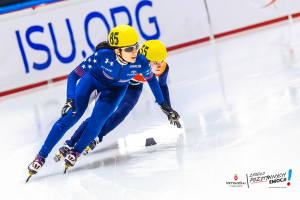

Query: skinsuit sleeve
[158,63,171,107]
[142,64,165,105]
[66,51,101,99]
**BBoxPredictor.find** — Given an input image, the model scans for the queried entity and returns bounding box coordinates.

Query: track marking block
[145,137,157,146]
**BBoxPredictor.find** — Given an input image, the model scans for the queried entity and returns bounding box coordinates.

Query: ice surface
[1,19,300,200]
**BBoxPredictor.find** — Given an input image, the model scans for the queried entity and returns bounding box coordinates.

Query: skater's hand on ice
[62,99,76,117]
[160,101,180,127]
[159,101,180,120]
[168,115,182,128]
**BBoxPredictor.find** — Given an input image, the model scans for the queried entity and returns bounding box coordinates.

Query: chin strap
[116,50,130,65]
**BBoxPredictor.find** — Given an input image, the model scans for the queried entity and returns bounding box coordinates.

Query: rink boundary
[0,0,65,15]
[0,75,68,97]
[1,12,300,98]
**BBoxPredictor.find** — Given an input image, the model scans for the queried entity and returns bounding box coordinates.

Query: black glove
[62,99,76,117]
[159,101,180,121]
[168,115,182,128]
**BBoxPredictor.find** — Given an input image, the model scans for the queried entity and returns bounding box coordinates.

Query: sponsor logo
[105,58,114,66]
[130,65,141,68]
[32,163,41,170]
[68,155,75,161]
[234,174,238,181]
[249,171,287,185]
[127,70,137,76]
[101,66,112,72]
[226,174,247,187]
[224,169,292,189]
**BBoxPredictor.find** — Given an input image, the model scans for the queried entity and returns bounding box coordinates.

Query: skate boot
[82,137,99,155]
[64,150,80,174]
[26,155,45,183]
[53,143,73,162]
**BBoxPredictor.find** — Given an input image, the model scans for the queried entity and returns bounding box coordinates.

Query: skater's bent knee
[118,101,135,114]
[57,115,77,128]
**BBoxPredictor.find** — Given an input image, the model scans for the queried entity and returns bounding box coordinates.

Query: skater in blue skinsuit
[53,40,181,161]
[27,25,180,182]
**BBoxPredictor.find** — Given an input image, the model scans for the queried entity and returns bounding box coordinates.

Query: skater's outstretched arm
[143,70,164,105]
[144,67,179,122]
[158,63,180,127]
[158,63,171,107]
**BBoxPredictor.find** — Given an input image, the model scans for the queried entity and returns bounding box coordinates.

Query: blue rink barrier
[0,0,62,14]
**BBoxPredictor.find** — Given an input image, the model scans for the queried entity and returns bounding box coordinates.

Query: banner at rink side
[205,0,300,35]
[0,0,210,92]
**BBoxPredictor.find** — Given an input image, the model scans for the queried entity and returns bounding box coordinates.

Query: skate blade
[53,153,62,162]
[82,147,90,156]
[26,172,33,183]
[64,164,69,174]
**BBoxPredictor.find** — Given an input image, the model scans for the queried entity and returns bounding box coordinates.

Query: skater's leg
[78,84,142,154]
[100,84,143,136]
[65,90,110,147]
[65,117,90,147]
[38,75,97,158]
[74,85,128,153]
[38,99,87,158]
[64,84,142,152]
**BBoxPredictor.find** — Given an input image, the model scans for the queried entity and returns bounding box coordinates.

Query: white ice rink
[1,19,300,200]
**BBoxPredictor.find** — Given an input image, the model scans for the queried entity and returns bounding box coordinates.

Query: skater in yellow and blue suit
[27,25,180,182]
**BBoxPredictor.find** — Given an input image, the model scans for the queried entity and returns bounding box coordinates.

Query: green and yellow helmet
[139,40,167,61]
[108,25,139,47]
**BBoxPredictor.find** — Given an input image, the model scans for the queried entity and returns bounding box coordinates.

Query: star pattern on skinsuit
[95,52,98,56]
[88,58,91,62]
[82,65,86,69]
[88,65,92,69]
[93,59,97,63]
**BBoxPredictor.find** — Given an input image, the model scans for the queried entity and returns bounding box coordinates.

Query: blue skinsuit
[65,64,170,147]
[38,49,165,158]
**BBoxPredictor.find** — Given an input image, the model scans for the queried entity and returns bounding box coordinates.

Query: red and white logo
[234,174,238,181]
[68,155,75,161]
[32,163,41,170]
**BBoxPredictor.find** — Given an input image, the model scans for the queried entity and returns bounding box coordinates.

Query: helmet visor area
[121,42,139,53]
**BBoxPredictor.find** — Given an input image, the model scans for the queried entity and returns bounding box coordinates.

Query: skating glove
[159,101,180,126]
[168,115,182,128]
[62,99,76,117]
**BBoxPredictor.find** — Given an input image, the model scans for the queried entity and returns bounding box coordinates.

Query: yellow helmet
[140,40,167,61]
[108,25,139,47]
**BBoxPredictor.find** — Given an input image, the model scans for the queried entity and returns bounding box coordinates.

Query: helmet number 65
[110,32,119,45]
[140,45,149,57]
